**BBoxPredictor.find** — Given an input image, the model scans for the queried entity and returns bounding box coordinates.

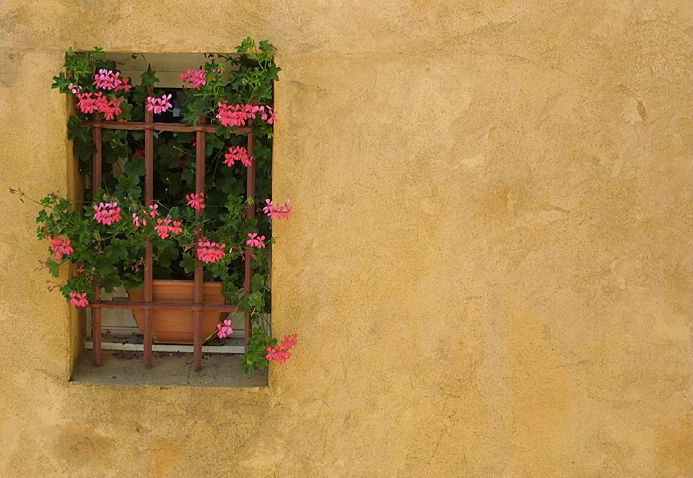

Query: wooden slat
[84,341,246,354]
[91,124,103,365]
[82,120,250,135]
[89,300,240,312]
[243,132,256,351]
[193,118,206,370]
[143,84,155,367]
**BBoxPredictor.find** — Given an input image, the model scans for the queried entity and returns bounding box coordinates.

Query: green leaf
[140,69,160,88]
[124,157,145,177]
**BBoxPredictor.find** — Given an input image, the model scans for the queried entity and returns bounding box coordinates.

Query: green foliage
[139,69,160,88]
[41,38,286,372]
[242,318,276,374]
[231,37,280,103]
[51,47,105,93]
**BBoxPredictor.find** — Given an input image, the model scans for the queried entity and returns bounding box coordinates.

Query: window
[42,42,282,381]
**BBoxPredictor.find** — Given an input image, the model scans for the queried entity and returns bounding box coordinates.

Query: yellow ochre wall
[1,1,691,476]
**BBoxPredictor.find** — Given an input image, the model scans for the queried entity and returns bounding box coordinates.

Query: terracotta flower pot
[127,280,229,344]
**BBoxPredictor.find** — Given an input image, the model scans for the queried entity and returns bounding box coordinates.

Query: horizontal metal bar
[84,341,245,354]
[90,300,240,312]
[81,120,251,135]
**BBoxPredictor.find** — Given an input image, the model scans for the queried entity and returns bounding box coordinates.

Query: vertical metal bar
[243,132,256,351]
[143,83,154,367]
[91,123,103,365]
[193,120,206,370]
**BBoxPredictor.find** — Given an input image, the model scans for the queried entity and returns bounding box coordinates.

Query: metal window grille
[83,94,256,370]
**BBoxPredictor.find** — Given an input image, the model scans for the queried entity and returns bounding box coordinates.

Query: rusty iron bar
[193,118,206,370]
[89,300,240,312]
[243,131,256,351]
[143,85,154,367]
[83,120,250,135]
[91,124,103,365]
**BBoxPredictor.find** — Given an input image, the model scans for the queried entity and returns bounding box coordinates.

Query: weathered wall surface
[1,1,691,476]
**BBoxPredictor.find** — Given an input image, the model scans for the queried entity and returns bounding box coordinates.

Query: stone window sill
[71,350,267,388]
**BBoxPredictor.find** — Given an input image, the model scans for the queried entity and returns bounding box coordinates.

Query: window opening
[86,109,254,370]
[43,44,282,373]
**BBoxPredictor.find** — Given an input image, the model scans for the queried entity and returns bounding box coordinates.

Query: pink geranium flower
[262,199,292,220]
[75,92,123,120]
[197,241,227,264]
[132,213,146,228]
[68,82,81,94]
[216,319,233,339]
[50,238,73,260]
[185,192,205,211]
[145,94,173,114]
[154,218,183,239]
[93,69,132,92]
[93,69,123,90]
[75,92,99,114]
[93,202,122,225]
[266,334,298,364]
[223,146,253,167]
[100,98,123,120]
[148,204,159,218]
[260,105,276,125]
[115,77,132,92]
[246,233,266,248]
[216,102,276,127]
[69,292,89,308]
[216,102,260,127]
[180,69,207,90]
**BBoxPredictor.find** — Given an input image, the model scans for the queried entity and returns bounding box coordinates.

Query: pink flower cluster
[145,94,173,114]
[260,106,276,125]
[133,204,160,227]
[216,319,233,339]
[93,69,132,92]
[93,202,122,225]
[180,69,207,89]
[263,199,293,220]
[76,92,123,120]
[69,292,89,308]
[154,218,183,239]
[50,238,73,260]
[246,233,266,248]
[197,241,227,264]
[186,192,205,211]
[266,334,298,364]
[216,102,276,127]
[132,213,145,228]
[223,146,253,167]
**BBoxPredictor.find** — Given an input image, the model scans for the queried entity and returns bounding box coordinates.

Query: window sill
[70,350,267,388]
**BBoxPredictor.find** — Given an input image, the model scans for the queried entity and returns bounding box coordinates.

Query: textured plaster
[1,1,692,476]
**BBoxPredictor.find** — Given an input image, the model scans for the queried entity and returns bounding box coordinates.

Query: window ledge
[70,350,268,388]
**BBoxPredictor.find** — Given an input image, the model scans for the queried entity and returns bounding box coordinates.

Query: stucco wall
[1,1,691,476]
